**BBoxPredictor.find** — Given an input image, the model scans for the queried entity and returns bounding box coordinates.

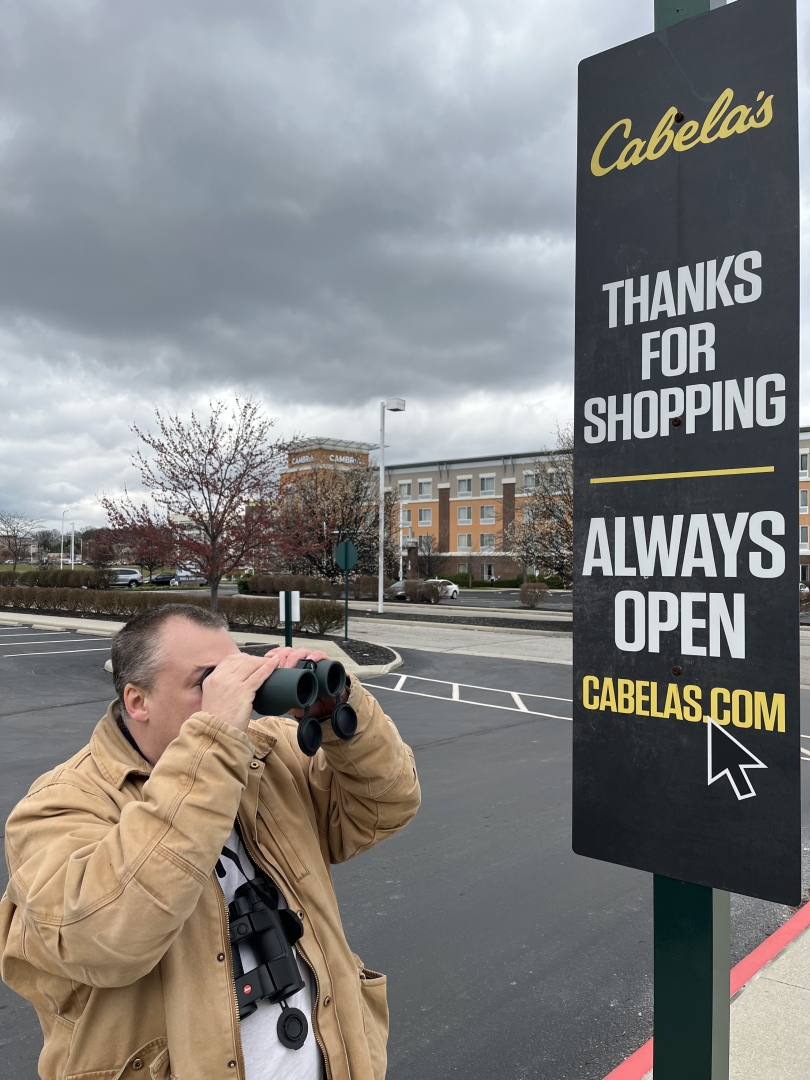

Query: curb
[602,900,810,1080]
[351,649,404,679]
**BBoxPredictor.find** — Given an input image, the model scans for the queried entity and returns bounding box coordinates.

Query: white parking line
[371,681,571,721]
[380,673,573,703]
[2,647,111,658]
[0,637,92,647]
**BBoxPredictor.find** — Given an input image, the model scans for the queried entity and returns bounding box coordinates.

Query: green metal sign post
[334,541,358,642]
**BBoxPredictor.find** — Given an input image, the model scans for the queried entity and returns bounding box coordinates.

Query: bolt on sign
[572,0,799,904]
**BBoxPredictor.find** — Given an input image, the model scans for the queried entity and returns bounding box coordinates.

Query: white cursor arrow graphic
[707,718,767,801]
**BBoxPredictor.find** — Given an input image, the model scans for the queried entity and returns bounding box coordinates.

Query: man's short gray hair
[111,604,228,719]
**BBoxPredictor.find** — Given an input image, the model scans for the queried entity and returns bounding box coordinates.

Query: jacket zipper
[233,814,333,1080]
[215,873,246,1079]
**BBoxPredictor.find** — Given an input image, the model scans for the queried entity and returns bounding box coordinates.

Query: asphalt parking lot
[0,631,807,1079]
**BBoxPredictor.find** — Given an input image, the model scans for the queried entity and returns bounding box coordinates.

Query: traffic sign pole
[335,541,359,643]
[649,5,729,1078]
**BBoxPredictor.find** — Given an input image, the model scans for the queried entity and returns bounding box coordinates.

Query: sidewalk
[347,614,574,666]
[609,904,810,1080]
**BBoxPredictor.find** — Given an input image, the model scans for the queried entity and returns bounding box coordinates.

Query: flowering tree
[102,399,284,610]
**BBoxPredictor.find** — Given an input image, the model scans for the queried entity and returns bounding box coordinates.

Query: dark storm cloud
[0,0,648,406]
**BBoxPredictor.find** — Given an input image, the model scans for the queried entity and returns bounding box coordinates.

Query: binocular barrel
[252,659,346,716]
[202,655,356,759]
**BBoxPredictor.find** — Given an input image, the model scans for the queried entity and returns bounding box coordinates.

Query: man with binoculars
[0,603,420,1080]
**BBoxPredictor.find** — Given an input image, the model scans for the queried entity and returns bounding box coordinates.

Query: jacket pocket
[66,1038,169,1080]
[359,968,388,1080]
[149,1046,173,1080]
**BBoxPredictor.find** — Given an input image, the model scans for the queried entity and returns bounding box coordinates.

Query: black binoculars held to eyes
[202,656,357,758]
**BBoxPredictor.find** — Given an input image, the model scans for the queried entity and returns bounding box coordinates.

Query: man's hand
[263,647,348,720]
[201,652,287,733]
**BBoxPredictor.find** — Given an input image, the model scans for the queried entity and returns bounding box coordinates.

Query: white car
[171,570,207,587]
[424,578,460,599]
[109,568,143,589]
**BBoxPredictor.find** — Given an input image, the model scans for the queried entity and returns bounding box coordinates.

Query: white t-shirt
[217,828,322,1080]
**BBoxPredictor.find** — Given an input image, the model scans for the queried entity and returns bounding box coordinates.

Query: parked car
[800,582,810,607]
[149,572,175,586]
[385,579,443,603]
[171,570,207,587]
[424,578,460,599]
[385,579,415,601]
[109,568,143,589]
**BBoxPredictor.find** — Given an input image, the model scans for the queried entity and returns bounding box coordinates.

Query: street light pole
[378,398,406,614]
[60,510,67,569]
[70,522,75,570]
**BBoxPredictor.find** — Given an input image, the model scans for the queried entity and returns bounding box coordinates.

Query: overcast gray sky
[0,0,806,528]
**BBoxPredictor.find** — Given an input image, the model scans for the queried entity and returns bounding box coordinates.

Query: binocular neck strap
[218,844,251,882]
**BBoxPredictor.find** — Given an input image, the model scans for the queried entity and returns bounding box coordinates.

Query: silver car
[109,568,143,589]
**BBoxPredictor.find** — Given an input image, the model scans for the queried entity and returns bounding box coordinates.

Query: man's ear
[123,684,150,725]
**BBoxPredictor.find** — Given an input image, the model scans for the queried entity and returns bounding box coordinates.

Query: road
[0,630,807,1079]
[169,582,574,614]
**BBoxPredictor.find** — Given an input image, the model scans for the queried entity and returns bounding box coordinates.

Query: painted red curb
[601,900,810,1080]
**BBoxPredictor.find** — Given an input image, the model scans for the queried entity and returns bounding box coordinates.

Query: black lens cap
[330,702,358,741]
[297,715,323,757]
[277,1005,309,1050]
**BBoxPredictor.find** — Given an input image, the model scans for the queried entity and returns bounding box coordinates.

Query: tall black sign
[573,0,799,904]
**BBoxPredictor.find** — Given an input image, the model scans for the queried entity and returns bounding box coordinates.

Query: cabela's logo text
[590,88,773,177]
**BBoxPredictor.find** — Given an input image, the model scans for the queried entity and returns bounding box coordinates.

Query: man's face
[125,617,239,763]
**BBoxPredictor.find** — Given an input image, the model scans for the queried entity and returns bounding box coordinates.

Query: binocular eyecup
[201,655,357,759]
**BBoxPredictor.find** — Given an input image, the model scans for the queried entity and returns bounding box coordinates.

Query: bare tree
[417,534,450,580]
[504,423,574,585]
[33,529,59,565]
[273,465,399,581]
[102,399,284,611]
[0,512,43,570]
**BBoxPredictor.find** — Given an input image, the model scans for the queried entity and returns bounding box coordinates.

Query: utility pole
[377,398,405,613]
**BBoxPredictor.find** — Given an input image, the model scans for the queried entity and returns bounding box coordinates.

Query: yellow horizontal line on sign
[590,466,774,485]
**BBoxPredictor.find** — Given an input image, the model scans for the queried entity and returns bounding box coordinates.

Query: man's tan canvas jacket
[0,678,420,1080]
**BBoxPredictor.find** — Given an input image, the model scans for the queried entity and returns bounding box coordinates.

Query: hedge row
[2,568,116,588]
[0,587,344,635]
[241,574,330,597]
[240,573,393,600]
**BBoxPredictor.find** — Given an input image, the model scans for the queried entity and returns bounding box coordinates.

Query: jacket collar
[91,701,153,789]
[90,703,278,790]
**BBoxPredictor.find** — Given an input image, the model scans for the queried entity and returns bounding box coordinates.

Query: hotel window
[480,475,495,494]
[480,504,496,524]
[802,491,809,515]
[482,563,494,579]
[523,472,538,490]
[801,526,809,551]
[399,481,412,499]
[801,453,809,478]
[418,535,432,553]
[400,508,412,527]
[418,480,432,498]
[457,477,472,495]
[480,533,496,551]
[458,562,469,574]
[418,508,432,526]
[457,506,472,524]
[458,534,472,550]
